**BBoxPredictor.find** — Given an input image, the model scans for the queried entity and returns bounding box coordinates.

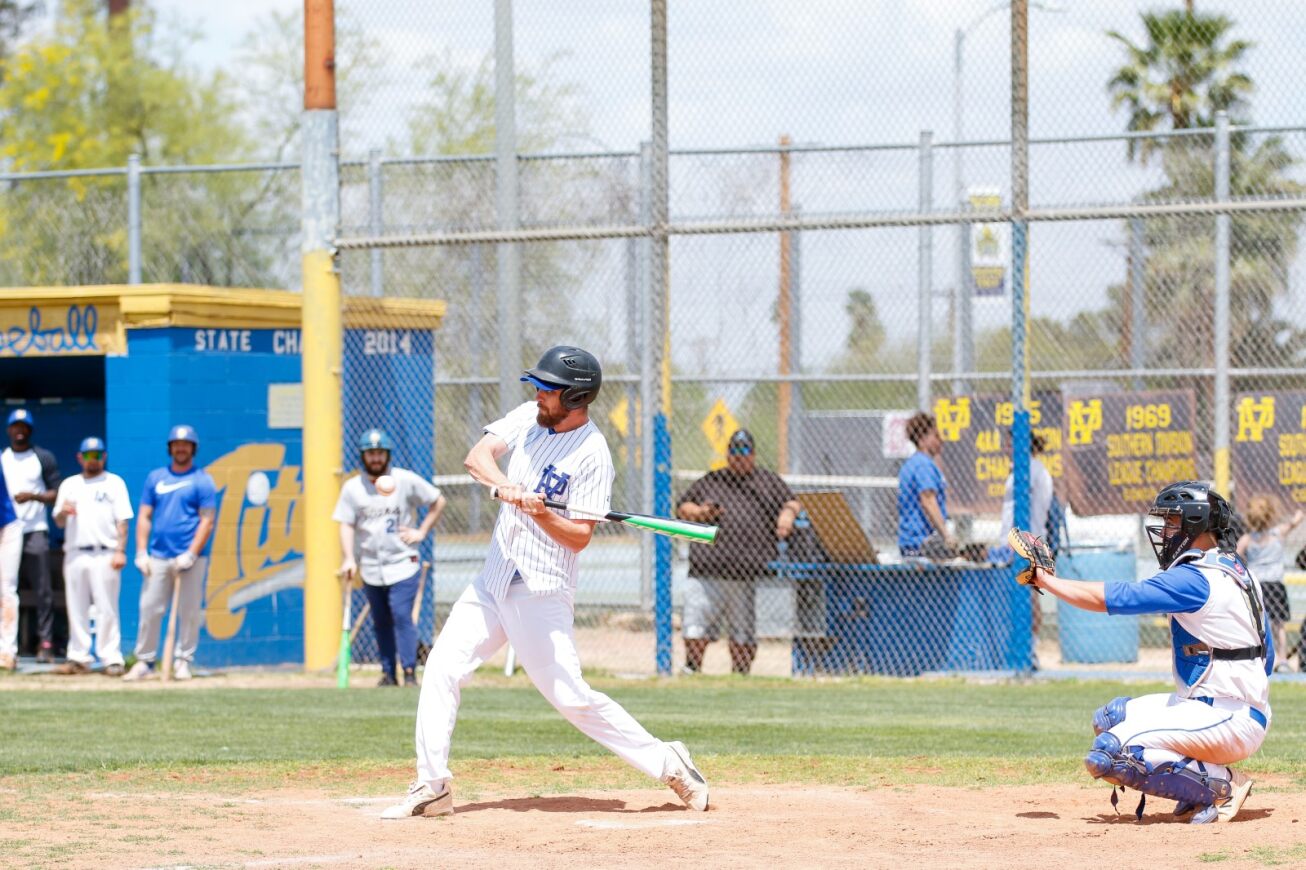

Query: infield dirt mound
[3,780,1302,868]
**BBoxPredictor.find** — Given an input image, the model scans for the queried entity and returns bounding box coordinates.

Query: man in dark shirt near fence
[676,429,801,674]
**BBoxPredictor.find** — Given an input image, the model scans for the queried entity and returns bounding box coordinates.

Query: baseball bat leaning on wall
[489,487,718,544]
[337,569,354,689]
[160,564,182,682]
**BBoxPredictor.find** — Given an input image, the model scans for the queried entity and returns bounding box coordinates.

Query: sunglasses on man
[728,445,752,456]
[80,451,105,460]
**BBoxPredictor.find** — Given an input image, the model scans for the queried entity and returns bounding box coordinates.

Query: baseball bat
[490,487,717,544]
[337,570,353,689]
[160,564,181,682]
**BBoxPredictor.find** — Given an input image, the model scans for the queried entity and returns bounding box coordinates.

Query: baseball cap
[79,436,106,453]
[728,429,755,455]
[6,408,33,429]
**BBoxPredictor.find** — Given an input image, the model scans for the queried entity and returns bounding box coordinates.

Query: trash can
[1057,546,1139,664]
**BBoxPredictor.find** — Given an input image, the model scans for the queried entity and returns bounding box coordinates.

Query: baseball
[245,471,271,506]
[375,474,396,496]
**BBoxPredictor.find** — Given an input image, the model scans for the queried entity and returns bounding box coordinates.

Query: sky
[42,0,1306,373]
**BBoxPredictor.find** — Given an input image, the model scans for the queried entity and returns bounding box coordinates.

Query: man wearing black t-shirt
[676,429,800,675]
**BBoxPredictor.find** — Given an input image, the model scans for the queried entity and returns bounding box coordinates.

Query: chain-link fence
[10,1,1306,677]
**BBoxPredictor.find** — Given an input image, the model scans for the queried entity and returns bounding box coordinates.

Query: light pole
[952,0,1061,393]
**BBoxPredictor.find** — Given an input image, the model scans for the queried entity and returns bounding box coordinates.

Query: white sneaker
[380,781,453,819]
[1217,769,1254,822]
[173,660,192,681]
[122,661,153,682]
[663,741,709,811]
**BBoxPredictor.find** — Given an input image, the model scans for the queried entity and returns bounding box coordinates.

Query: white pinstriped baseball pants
[415,582,673,787]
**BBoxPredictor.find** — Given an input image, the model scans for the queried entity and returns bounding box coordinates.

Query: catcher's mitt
[1007,527,1054,592]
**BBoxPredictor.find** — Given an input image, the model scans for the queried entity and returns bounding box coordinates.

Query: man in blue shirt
[123,425,217,682]
[897,412,954,557]
[1019,481,1270,824]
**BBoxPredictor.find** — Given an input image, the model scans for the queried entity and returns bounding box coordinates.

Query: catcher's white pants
[63,551,124,666]
[0,520,24,659]
[133,556,207,664]
[415,582,672,787]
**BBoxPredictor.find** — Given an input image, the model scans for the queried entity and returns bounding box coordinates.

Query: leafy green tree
[0,0,268,286]
[1105,6,1304,372]
[1107,8,1253,162]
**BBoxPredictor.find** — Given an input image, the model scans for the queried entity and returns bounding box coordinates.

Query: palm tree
[1107,8,1253,162]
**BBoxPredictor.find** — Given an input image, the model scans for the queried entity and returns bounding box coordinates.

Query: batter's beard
[364,458,389,477]
[536,405,568,429]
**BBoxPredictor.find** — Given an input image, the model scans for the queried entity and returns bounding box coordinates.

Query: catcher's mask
[1145,480,1233,568]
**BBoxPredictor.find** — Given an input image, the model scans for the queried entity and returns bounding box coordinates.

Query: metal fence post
[127,154,141,284]
[638,140,653,614]
[1213,111,1232,495]
[1130,216,1146,389]
[790,204,804,474]
[650,0,673,676]
[368,147,384,297]
[917,130,934,412]
[469,244,485,531]
[495,0,522,416]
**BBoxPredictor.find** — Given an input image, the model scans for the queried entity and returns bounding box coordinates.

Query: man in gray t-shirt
[333,428,445,687]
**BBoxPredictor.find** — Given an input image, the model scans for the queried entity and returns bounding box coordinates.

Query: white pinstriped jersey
[479,402,614,600]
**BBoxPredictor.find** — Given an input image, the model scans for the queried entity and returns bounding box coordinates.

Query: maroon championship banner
[1231,391,1306,508]
[1061,389,1198,515]
[932,393,1064,513]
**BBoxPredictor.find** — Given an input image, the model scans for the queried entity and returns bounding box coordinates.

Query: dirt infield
[3,776,1303,869]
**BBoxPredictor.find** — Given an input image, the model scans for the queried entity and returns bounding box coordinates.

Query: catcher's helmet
[358,428,395,453]
[521,346,602,410]
[167,424,198,448]
[1146,480,1233,568]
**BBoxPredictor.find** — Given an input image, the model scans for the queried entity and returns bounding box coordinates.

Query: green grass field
[4,675,1306,794]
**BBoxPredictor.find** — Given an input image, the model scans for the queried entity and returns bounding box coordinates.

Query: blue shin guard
[1084,733,1231,821]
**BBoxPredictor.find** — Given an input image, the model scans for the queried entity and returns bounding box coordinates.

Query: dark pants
[364,571,419,678]
[21,531,52,646]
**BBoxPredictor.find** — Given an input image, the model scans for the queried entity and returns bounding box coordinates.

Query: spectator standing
[676,429,801,675]
[1237,496,1303,674]
[0,408,61,662]
[897,412,954,558]
[52,437,133,676]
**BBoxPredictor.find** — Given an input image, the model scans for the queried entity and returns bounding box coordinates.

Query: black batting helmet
[521,346,602,410]
[1146,480,1234,568]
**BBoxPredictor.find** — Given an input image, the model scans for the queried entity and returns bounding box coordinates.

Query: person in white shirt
[380,346,708,820]
[333,428,446,687]
[0,408,61,663]
[51,437,133,676]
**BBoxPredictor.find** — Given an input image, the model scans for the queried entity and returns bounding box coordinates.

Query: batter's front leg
[415,584,508,787]
[502,588,671,779]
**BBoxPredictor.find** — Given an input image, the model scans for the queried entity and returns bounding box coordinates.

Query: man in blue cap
[0,408,61,663]
[52,438,133,676]
[123,424,216,681]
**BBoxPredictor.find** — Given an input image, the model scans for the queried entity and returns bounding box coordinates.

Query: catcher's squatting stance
[381,346,709,819]
[1010,480,1271,824]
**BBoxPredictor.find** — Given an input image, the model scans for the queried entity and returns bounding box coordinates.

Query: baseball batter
[0,466,20,672]
[52,437,133,676]
[382,346,709,819]
[1015,481,1270,824]
[334,428,446,686]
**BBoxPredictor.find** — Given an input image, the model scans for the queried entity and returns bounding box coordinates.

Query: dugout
[0,285,445,668]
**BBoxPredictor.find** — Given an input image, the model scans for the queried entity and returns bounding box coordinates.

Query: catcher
[1010,481,1271,824]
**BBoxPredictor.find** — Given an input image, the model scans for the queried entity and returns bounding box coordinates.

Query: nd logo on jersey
[534,464,571,499]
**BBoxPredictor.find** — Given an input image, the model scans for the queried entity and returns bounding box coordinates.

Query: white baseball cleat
[663,741,709,811]
[122,661,153,681]
[1217,769,1254,822]
[173,660,193,681]
[380,781,454,819]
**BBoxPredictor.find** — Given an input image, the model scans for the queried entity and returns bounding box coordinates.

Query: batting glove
[134,554,152,576]
[174,551,196,571]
